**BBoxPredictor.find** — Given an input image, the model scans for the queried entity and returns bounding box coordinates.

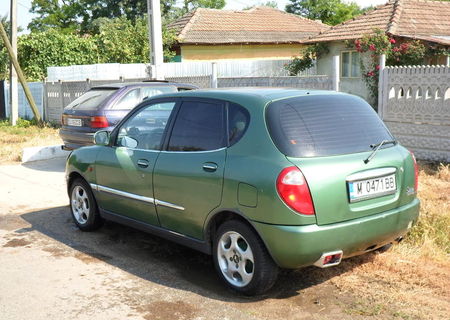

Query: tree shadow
[19,206,376,302]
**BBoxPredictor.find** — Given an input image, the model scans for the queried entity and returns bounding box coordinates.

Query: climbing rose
[369,44,376,51]
[400,43,409,52]
[389,38,396,44]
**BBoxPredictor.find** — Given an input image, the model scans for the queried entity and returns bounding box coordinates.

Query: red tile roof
[306,0,450,44]
[169,6,328,45]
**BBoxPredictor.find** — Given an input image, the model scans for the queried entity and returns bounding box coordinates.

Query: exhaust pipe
[313,250,343,268]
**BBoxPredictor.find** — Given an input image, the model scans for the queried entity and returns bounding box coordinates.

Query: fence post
[211,62,218,88]
[58,80,64,122]
[332,55,340,91]
[378,54,386,115]
[42,79,47,122]
[447,56,450,67]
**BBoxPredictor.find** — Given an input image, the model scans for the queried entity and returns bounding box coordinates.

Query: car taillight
[90,116,108,128]
[276,166,315,215]
[409,150,418,192]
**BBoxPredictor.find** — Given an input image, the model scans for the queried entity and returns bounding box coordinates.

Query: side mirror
[94,130,110,146]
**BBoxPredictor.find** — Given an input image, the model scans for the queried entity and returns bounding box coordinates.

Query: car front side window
[115,101,176,150]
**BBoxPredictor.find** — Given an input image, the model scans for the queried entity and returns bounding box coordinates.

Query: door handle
[137,159,149,168]
[202,162,218,172]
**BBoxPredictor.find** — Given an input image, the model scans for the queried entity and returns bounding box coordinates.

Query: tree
[244,1,278,10]
[0,15,23,80]
[29,0,226,33]
[285,0,364,25]
[18,30,99,81]
[28,0,82,33]
[0,16,10,80]
[181,0,225,12]
[94,16,177,64]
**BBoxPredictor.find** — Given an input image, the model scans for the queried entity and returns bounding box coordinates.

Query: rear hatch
[266,94,416,225]
[62,88,118,130]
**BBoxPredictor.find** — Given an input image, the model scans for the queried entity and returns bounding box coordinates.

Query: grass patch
[0,118,62,163]
[403,162,450,258]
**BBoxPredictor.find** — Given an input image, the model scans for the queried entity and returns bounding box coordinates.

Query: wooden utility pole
[9,0,18,125]
[147,0,165,80]
[0,22,41,122]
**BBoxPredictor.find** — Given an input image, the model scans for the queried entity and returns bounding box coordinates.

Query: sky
[0,0,388,32]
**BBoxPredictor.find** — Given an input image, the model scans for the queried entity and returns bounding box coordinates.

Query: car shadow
[19,206,376,302]
[21,157,67,173]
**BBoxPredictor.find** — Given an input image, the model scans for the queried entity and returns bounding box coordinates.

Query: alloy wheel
[71,185,90,224]
[217,231,255,287]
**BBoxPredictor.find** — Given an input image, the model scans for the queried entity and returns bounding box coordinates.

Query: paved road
[0,158,357,320]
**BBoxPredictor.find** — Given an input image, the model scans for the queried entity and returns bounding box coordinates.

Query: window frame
[340,51,361,79]
[162,98,228,153]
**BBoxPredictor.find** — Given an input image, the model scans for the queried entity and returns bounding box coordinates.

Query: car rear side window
[266,95,394,157]
[168,101,226,152]
[65,89,116,110]
[111,88,141,110]
[228,103,250,146]
[141,86,177,100]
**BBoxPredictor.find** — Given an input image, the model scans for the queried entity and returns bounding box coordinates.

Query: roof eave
[178,41,306,45]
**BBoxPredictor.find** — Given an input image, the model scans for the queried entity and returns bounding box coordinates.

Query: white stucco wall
[316,41,371,103]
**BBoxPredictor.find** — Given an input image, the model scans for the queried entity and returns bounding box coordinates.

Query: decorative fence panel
[379,66,450,162]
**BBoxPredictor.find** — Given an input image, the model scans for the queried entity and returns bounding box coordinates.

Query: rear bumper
[59,128,95,150]
[252,198,420,269]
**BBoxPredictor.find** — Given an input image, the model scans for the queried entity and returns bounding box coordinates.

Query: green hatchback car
[66,88,420,295]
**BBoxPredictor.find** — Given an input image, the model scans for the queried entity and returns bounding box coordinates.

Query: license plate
[67,118,82,126]
[348,173,396,203]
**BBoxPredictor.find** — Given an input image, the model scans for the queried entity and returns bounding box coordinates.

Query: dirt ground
[0,158,449,320]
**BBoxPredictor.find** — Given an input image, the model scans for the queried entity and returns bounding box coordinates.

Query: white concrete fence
[378,65,450,162]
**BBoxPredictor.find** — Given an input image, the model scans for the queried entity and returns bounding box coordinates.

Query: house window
[341,51,360,78]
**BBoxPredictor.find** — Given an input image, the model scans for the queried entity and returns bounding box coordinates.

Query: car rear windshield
[266,95,394,158]
[65,89,117,110]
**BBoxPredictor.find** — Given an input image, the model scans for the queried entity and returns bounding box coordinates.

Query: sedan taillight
[90,116,109,128]
[276,166,315,215]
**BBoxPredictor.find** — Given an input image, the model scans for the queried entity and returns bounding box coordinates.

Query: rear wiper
[364,140,396,164]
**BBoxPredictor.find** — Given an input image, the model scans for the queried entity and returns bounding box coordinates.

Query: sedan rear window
[65,89,117,110]
[266,95,394,158]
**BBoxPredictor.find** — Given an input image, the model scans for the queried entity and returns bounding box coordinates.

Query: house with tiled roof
[168,6,328,62]
[305,0,450,101]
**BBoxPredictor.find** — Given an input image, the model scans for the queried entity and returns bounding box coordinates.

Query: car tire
[69,178,103,231]
[213,220,278,295]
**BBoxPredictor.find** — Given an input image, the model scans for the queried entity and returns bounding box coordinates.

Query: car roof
[91,81,198,90]
[153,87,348,106]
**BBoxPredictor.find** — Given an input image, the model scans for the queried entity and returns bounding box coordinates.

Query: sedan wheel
[71,185,90,224]
[69,178,103,231]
